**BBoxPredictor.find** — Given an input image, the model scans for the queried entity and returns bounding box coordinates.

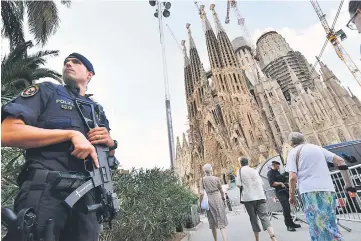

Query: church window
[274,121,280,132]
[233,137,239,145]
[207,121,214,133]
[269,92,273,97]
[249,130,254,141]
[237,85,240,91]
[247,113,255,127]
[233,73,238,84]
[212,110,219,125]
[269,106,275,117]
[216,105,226,125]
[235,130,241,136]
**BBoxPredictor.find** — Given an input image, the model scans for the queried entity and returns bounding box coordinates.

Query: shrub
[100,168,198,241]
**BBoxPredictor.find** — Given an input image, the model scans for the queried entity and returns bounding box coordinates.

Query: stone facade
[175,5,361,195]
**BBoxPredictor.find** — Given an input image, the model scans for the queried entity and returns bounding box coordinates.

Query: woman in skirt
[286,132,353,241]
[199,164,228,241]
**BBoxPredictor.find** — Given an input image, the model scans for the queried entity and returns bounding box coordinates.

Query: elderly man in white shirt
[236,157,277,241]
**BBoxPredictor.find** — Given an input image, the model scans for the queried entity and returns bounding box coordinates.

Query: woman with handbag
[286,132,354,241]
[199,164,228,241]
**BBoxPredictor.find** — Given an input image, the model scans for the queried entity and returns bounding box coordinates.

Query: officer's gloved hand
[69,130,99,168]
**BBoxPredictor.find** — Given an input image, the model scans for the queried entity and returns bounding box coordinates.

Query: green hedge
[1,152,198,241]
[100,168,198,241]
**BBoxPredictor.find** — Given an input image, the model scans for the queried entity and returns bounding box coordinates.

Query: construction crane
[310,0,361,88]
[224,0,255,54]
[165,24,182,53]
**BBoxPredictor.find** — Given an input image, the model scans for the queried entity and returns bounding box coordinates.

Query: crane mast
[224,0,255,54]
[310,0,361,88]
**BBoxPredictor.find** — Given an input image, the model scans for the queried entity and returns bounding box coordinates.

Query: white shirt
[236,166,266,202]
[286,143,335,194]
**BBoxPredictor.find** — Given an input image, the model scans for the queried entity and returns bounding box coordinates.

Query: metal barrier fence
[264,164,361,232]
[264,188,307,224]
[330,163,361,231]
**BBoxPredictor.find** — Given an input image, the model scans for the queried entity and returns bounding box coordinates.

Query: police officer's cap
[272,160,281,165]
[65,53,95,75]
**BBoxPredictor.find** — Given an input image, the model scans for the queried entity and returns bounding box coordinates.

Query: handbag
[200,177,209,210]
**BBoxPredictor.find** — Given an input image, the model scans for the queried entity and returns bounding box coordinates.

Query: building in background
[175,5,361,195]
[256,31,314,101]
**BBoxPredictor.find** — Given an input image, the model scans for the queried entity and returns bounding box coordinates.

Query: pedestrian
[236,157,277,241]
[347,0,361,33]
[1,53,118,241]
[286,132,353,241]
[199,164,228,241]
[267,160,301,232]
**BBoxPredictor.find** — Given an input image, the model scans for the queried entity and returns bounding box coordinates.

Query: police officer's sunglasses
[347,9,360,30]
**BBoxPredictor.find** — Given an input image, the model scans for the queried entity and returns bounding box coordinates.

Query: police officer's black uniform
[2,75,111,240]
[267,163,300,231]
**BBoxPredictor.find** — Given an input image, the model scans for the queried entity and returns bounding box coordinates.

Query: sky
[1,0,360,170]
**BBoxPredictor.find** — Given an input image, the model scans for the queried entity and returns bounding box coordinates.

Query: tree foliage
[1,147,25,207]
[1,40,63,104]
[100,168,198,241]
[1,0,71,49]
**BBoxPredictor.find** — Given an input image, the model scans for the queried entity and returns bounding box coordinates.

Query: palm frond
[1,1,25,49]
[25,1,60,46]
[30,68,63,84]
[1,41,63,99]
[1,41,32,71]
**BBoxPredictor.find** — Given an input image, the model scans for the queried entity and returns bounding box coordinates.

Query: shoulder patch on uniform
[21,84,39,98]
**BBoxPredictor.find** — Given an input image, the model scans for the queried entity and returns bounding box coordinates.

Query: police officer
[1,53,118,241]
[267,160,301,232]
[347,0,361,33]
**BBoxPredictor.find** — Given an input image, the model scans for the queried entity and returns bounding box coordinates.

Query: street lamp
[148,1,175,169]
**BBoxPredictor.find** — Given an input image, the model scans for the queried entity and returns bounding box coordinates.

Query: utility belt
[19,169,90,218]
[23,168,89,191]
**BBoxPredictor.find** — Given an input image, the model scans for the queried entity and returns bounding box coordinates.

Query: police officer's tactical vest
[12,82,109,173]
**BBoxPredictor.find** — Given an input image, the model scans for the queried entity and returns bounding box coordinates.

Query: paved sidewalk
[185,206,361,241]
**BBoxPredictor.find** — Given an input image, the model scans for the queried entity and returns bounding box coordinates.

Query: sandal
[270,234,277,241]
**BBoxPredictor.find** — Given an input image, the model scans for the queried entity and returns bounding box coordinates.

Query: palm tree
[1,0,71,50]
[1,40,63,104]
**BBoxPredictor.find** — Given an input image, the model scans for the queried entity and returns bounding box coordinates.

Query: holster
[2,207,36,241]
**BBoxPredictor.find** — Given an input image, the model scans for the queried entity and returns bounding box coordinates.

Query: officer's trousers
[276,190,294,227]
[12,180,100,241]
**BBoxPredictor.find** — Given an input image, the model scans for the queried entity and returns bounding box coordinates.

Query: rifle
[1,98,120,240]
[64,98,120,228]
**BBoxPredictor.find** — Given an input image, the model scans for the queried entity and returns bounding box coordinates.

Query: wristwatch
[109,140,118,151]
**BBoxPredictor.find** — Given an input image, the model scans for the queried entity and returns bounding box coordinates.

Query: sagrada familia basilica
[175,4,361,193]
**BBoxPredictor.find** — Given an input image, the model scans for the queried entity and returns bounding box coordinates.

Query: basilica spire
[182,40,193,99]
[210,3,238,68]
[317,58,337,82]
[199,4,223,70]
[287,62,304,94]
[186,23,202,87]
[209,3,226,34]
